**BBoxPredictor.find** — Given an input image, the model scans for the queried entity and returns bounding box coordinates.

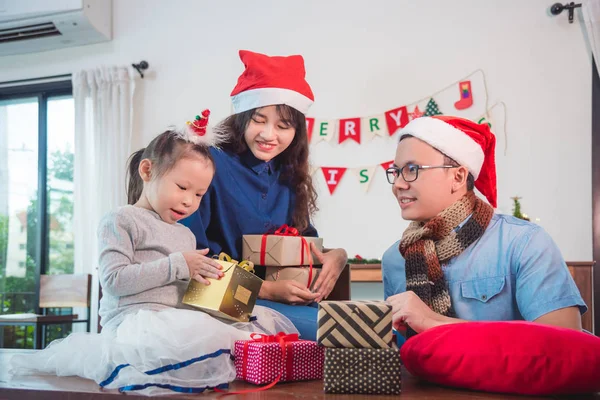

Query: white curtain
[584,0,600,76]
[72,66,136,332]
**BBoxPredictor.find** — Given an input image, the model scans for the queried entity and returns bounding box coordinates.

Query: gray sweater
[97,205,194,331]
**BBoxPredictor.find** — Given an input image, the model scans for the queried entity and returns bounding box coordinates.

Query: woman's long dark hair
[126,130,214,205]
[218,105,318,233]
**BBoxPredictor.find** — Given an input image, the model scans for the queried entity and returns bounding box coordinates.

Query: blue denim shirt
[181,147,317,260]
[382,214,587,322]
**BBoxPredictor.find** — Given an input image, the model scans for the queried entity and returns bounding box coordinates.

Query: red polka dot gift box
[234,333,325,385]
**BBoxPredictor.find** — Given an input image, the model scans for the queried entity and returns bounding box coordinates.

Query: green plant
[511,196,530,221]
[348,256,382,264]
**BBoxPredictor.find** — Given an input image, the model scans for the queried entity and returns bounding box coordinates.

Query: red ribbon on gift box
[218,332,299,395]
[260,224,314,288]
[242,332,297,382]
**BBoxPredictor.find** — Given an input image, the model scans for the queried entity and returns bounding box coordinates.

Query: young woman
[183,50,348,340]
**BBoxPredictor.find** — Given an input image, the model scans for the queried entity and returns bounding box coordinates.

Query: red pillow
[400,321,600,396]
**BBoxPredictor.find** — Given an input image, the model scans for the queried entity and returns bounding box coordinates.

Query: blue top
[181,147,317,260]
[382,214,587,322]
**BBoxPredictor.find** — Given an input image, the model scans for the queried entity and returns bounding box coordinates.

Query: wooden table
[1,350,598,399]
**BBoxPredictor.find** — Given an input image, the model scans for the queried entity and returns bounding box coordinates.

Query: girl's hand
[182,248,224,285]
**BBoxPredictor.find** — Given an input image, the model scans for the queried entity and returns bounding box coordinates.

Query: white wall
[0,0,593,261]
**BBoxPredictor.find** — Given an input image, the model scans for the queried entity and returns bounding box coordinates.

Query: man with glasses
[382,116,586,338]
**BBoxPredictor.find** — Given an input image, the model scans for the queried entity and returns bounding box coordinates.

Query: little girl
[10,111,297,396]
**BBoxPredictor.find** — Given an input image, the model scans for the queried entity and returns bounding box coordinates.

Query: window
[0,80,74,348]
[47,96,75,276]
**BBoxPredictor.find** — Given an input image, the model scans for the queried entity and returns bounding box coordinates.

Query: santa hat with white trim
[230,50,314,115]
[398,115,497,208]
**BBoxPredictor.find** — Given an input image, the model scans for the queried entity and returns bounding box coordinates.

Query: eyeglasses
[386,164,458,184]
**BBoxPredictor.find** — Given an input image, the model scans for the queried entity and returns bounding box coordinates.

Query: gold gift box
[182,258,263,322]
[242,235,323,266]
[265,266,322,290]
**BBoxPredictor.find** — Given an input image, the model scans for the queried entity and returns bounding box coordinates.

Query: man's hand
[387,291,465,333]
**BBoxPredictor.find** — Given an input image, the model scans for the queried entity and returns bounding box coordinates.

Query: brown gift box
[317,300,394,349]
[242,234,323,266]
[182,259,263,322]
[324,348,402,394]
[265,266,322,290]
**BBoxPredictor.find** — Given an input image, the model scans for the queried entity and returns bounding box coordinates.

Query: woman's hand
[182,248,224,284]
[259,280,320,305]
[310,243,348,302]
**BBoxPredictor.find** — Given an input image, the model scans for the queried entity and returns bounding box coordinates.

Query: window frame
[0,79,73,315]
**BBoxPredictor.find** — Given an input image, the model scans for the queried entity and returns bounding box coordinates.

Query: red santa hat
[230,50,314,114]
[398,115,497,208]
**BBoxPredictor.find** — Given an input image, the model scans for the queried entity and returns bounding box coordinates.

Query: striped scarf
[399,191,494,321]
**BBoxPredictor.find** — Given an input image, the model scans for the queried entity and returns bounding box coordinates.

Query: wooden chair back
[40,274,91,309]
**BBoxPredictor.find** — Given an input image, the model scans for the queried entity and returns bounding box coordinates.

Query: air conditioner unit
[0,0,112,56]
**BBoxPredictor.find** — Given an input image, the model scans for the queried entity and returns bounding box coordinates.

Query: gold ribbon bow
[216,252,255,274]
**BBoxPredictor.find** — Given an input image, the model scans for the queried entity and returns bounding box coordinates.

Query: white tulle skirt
[9,306,297,396]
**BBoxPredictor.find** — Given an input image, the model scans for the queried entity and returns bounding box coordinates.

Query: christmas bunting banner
[361,114,386,142]
[352,166,377,192]
[306,117,315,143]
[310,105,505,195]
[321,167,347,195]
[317,120,337,143]
[315,163,391,195]
[306,70,487,146]
[339,118,361,144]
[380,160,394,171]
[308,70,507,195]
